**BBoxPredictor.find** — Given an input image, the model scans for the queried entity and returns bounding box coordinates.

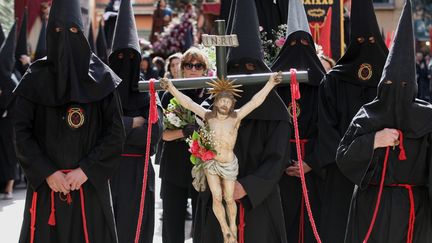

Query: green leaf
[192,131,200,140]
[170,98,179,106]
[190,155,197,165]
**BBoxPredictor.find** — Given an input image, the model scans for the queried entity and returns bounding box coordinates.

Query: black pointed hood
[226,0,289,122]
[0,23,5,47]
[14,0,121,106]
[0,22,17,111]
[110,0,140,55]
[34,19,47,60]
[329,0,388,87]
[15,8,29,76]
[346,0,432,139]
[227,0,269,73]
[96,20,109,63]
[88,21,95,52]
[271,0,325,86]
[109,0,148,111]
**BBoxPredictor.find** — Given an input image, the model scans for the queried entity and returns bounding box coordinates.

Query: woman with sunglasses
[159,47,210,243]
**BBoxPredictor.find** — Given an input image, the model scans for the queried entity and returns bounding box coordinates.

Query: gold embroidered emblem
[288,102,301,119]
[358,63,373,81]
[67,107,85,129]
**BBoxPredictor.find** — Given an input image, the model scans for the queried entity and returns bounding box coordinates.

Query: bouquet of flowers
[187,126,217,166]
[152,6,197,57]
[163,98,195,129]
[260,24,288,66]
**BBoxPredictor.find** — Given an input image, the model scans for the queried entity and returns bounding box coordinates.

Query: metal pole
[138,71,309,91]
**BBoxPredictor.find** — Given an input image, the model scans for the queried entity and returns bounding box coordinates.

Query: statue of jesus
[160,72,282,243]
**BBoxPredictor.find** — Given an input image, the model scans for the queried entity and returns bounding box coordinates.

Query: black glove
[182,124,199,138]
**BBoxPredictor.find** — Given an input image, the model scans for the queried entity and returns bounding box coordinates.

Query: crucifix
[139,20,309,243]
[138,20,308,91]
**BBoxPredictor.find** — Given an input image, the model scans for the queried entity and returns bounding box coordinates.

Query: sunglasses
[183,62,205,71]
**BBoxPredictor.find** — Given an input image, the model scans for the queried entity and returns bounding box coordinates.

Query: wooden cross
[138,20,308,91]
[202,20,239,80]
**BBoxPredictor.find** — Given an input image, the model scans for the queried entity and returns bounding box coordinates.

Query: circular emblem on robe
[288,103,301,119]
[66,106,85,129]
[358,63,373,81]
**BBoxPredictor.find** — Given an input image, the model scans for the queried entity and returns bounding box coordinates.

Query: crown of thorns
[206,78,243,98]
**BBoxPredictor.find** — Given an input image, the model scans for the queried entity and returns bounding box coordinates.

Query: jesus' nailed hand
[160,72,282,243]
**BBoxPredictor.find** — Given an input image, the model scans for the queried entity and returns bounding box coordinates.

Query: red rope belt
[134,79,158,243]
[29,169,90,243]
[363,131,415,243]
[289,139,308,243]
[290,69,321,243]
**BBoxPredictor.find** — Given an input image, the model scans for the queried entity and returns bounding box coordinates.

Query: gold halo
[206,77,243,98]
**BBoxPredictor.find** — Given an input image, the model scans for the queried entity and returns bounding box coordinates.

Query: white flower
[166,113,182,128]
[167,104,176,110]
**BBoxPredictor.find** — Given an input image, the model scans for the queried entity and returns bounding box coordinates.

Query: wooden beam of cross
[138,20,309,92]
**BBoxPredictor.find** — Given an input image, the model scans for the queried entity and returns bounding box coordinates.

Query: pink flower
[275,37,286,48]
[189,140,200,157]
[201,150,216,161]
[207,69,215,77]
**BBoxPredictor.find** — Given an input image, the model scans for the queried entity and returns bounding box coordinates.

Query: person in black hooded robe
[103,0,120,52]
[271,0,325,241]
[108,0,163,242]
[13,0,125,242]
[96,20,109,64]
[336,1,432,242]
[15,9,31,80]
[193,0,290,242]
[0,22,18,199]
[318,0,388,242]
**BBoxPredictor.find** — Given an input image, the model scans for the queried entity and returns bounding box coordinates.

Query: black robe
[110,105,163,243]
[336,128,432,242]
[14,92,125,243]
[318,74,377,243]
[0,75,18,185]
[277,84,323,243]
[193,119,291,243]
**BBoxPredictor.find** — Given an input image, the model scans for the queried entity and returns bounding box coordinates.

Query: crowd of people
[0,0,432,243]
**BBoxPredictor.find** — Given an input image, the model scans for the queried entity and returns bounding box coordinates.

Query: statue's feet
[223,231,238,243]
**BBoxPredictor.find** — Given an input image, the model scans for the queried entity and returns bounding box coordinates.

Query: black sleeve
[304,136,323,176]
[13,96,58,190]
[336,125,377,188]
[238,120,291,209]
[79,91,126,188]
[125,107,164,153]
[318,75,342,169]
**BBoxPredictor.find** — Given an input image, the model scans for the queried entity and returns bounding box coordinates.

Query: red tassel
[48,191,56,226]
[48,211,56,226]
[67,194,72,205]
[290,69,301,100]
[149,79,159,124]
[398,130,407,161]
